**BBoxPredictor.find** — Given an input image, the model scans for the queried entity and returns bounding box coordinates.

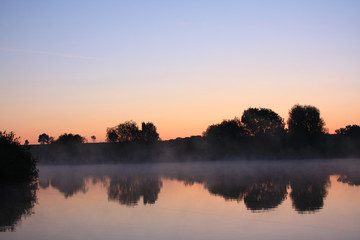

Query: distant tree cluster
[55,133,86,144]
[203,118,247,142]
[203,104,328,142]
[24,104,360,163]
[37,133,86,145]
[106,121,160,143]
[241,108,285,136]
[335,125,360,138]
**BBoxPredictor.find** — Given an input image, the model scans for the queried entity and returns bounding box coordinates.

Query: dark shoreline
[29,134,360,164]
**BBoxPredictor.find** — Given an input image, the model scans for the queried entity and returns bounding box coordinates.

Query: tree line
[203,104,328,142]
[34,104,359,145]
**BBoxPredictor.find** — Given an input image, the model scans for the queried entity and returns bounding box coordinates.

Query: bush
[0,131,38,183]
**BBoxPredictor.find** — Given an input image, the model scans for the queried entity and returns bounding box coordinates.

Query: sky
[1,0,359,144]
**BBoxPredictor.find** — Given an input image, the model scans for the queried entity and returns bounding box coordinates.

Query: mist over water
[1,159,360,239]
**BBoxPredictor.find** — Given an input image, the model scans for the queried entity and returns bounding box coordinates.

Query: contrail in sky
[0,47,96,60]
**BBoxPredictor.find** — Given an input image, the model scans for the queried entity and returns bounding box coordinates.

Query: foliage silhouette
[335,125,360,138]
[30,105,360,163]
[140,122,160,143]
[287,105,326,139]
[106,121,160,143]
[203,118,248,142]
[241,107,285,136]
[117,121,140,142]
[106,128,119,142]
[0,131,38,183]
[38,133,50,144]
[55,133,86,144]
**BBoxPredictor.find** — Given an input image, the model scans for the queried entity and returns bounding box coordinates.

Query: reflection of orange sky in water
[15,175,358,240]
[38,175,360,213]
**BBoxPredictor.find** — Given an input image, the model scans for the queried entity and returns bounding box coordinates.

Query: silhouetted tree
[55,133,86,144]
[0,131,38,183]
[107,121,160,143]
[91,135,96,142]
[106,128,119,142]
[287,105,326,139]
[241,107,285,136]
[38,133,50,144]
[116,121,140,142]
[140,122,160,142]
[203,118,248,142]
[335,125,360,138]
[49,136,55,144]
[24,140,29,146]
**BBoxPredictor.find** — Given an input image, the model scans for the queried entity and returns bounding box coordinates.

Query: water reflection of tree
[36,161,360,213]
[289,175,330,213]
[40,174,87,198]
[244,181,288,211]
[108,175,162,206]
[205,176,247,200]
[167,162,338,213]
[336,164,360,186]
[337,175,360,186]
[205,177,288,211]
[0,182,38,232]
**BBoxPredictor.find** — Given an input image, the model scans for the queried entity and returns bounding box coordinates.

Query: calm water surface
[1,159,360,240]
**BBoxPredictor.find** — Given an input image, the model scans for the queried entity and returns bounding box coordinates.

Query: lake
[1,159,360,240]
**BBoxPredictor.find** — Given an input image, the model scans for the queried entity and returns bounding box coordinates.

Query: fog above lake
[38,159,360,211]
[2,159,360,240]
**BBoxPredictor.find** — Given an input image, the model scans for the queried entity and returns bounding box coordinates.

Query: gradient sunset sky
[1,0,359,143]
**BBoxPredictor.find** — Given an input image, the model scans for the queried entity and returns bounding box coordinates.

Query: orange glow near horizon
[1,1,359,145]
[7,102,359,145]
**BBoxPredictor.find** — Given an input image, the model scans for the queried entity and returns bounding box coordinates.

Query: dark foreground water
[1,159,360,240]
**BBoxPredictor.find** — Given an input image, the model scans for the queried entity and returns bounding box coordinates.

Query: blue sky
[1,0,360,143]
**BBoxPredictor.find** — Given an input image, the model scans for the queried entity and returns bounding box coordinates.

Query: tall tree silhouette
[106,128,119,142]
[241,107,285,136]
[38,133,50,144]
[116,121,140,142]
[287,105,326,139]
[140,122,160,142]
